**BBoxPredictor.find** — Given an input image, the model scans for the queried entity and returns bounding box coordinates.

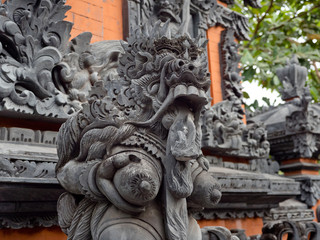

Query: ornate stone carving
[0,157,55,178]
[210,4,249,41]
[264,199,315,223]
[0,127,57,145]
[202,101,269,159]
[201,28,270,160]
[202,226,240,240]
[0,0,122,119]
[295,177,320,207]
[206,156,279,175]
[0,127,58,179]
[0,0,71,117]
[126,0,249,40]
[249,56,320,164]
[260,221,320,240]
[230,229,248,240]
[56,23,222,240]
[0,215,58,229]
[0,125,63,229]
[195,209,268,221]
[277,55,308,101]
[219,29,242,101]
[193,167,300,223]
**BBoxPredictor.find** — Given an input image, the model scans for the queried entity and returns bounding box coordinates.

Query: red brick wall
[65,0,123,42]
[207,25,225,104]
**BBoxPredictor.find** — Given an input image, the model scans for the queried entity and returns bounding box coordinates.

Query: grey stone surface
[0,126,63,229]
[202,100,270,159]
[0,0,73,118]
[125,0,249,40]
[56,22,222,240]
[0,0,121,120]
[202,226,240,240]
[264,199,315,223]
[193,167,300,221]
[201,28,270,160]
[260,221,320,240]
[206,156,279,175]
[219,29,243,102]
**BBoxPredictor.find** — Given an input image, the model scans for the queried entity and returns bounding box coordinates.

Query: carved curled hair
[56,113,136,170]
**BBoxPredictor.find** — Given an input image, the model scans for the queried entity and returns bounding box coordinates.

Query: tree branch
[245,0,274,48]
[270,3,320,31]
[312,60,320,84]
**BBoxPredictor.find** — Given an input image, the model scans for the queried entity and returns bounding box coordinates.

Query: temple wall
[0,227,66,240]
[65,0,123,42]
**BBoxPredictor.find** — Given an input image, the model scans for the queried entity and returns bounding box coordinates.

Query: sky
[242,80,283,107]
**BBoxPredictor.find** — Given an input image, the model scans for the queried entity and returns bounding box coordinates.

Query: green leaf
[243,91,250,99]
[232,0,320,106]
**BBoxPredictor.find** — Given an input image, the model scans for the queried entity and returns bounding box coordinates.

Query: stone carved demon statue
[56,22,222,240]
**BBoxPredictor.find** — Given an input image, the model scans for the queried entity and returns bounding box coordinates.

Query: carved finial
[276,55,308,101]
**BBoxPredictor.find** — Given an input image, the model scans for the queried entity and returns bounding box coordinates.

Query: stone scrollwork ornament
[0,0,73,117]
[56,22,222,240]
[0,0,115,118]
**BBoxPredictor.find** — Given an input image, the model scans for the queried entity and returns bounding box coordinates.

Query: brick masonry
[65,0,123,42]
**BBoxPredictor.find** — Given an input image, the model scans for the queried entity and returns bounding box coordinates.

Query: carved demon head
[119,22,210,135]
[154,0,183,23]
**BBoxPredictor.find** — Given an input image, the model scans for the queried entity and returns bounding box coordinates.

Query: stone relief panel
[202,100,269,159]
[0,0,122,119]
[219,29,242,102]
[0,0,73,117]
[0,127,58,179]
[126,0,249,40]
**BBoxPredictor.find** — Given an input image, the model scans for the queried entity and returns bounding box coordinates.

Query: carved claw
[197,155,210,171]
[96,177,145,214]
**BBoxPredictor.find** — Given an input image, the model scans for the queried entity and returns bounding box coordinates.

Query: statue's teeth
[199,90,207,99]
[187,86,199,96]
[174,84,187,98]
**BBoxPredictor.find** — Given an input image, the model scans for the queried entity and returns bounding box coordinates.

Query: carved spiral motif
[129,172,157,201]
[113,154,162,205]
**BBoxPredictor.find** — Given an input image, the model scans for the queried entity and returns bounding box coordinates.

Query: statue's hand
[197,155,210,171]
[96,153,145,214]
[96,153,132,180]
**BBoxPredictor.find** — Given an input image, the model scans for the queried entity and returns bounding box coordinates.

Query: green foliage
[232,0,320,101]
[245,95,278,112]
